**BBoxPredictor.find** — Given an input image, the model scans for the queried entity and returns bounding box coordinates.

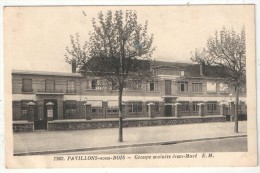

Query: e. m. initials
[202,153,214,158]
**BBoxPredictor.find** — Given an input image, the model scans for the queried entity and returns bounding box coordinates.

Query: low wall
[48,116,226,131]
[13,121,34,132]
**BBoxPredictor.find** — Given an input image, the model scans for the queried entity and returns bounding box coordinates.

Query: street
[60,137,247,155]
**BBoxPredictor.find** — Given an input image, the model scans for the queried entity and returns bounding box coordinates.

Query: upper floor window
[67,80,75,93]
[207,82,216,92]
[147,81,157,91]
[91,80,97,90]
[192,83,202,93]
[106,80,117,90]
[45,79,55,91]
[129,80,142,91]
[22,78,32,92]
[219,83,228,92]
[86,79,102,90]
[150,82,155,91]
[178,81,188,92]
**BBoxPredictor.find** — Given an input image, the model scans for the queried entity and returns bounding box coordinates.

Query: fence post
[174,103,181,117]
[27,102,36,122]
[84,103,92,120]
[197,103,205,117]
[147,103,155,118]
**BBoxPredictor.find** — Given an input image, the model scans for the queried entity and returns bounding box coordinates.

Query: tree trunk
[118,87,123,142]
[234,89,239,133]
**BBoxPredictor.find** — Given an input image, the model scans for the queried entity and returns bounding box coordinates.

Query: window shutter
[86,80,91,89]
[142,83,146,91]
[97,80,100,90]
[146,82,150,91]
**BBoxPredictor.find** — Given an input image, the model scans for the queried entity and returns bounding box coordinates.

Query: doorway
[34,99,58,130]
[164,105,172,117]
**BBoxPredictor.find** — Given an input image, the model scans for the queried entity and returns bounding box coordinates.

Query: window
[45,80,55,91]
[150,82,155,91]
[86,79,102,90]
[179,101,190,111]
[128,102,142,113]
[207,101,217,111]
[22,78,32,92]
[64,100,77,119]
[154,102,160,112]
[107,109,118,114]
[147,81,158,91]
[192,101,201,111]
[112,81,117,90]
[129,80,142,91]
[13,101,22,120]
[178,81,188,92]
[91,80,97,90]
[192,83,202,93]
[67,80,75,93]
[219,83,228,92]
[21,100,33,119]
[207,82,216,92]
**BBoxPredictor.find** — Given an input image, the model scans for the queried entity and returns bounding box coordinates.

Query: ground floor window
[128,102,142,113]
[192,101,202,111]
[64,100,77,118]
[107,109,118,114]
[179,101,190,112]
[21,100,33,119]
[12,101,21,120]
[207,101,217,111]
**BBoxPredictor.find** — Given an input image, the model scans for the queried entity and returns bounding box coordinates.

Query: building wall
[12,68,247,122]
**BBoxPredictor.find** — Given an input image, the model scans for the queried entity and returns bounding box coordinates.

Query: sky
[4,5,253,72]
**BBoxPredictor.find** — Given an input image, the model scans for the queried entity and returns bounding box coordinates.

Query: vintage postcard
[4,5,257,168]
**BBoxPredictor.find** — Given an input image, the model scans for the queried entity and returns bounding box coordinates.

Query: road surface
[61,137,247,155]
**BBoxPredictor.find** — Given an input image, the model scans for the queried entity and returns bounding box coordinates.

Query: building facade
[12,61,247,130]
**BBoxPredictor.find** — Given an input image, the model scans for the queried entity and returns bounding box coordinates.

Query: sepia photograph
[3,4,257,168]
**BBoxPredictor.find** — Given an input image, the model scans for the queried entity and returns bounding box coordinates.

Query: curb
[14,134,247,156]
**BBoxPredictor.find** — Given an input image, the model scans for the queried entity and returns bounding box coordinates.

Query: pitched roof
[12,70,82,77]
[152,60,221,78]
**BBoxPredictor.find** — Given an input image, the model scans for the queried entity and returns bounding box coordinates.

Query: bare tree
[191,27,246,133]
[65,10,155,142]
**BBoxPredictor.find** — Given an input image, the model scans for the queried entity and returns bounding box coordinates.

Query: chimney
[72,59,77,73]
[200,61,205,76]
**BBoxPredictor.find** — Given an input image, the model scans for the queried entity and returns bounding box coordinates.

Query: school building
[12,61,247,131]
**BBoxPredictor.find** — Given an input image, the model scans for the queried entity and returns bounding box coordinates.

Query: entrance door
[34,100,47,130]
[165,80,172,95]
[164,105,172,117]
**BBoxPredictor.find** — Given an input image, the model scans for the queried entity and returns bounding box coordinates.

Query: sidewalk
[13,121,247,155]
